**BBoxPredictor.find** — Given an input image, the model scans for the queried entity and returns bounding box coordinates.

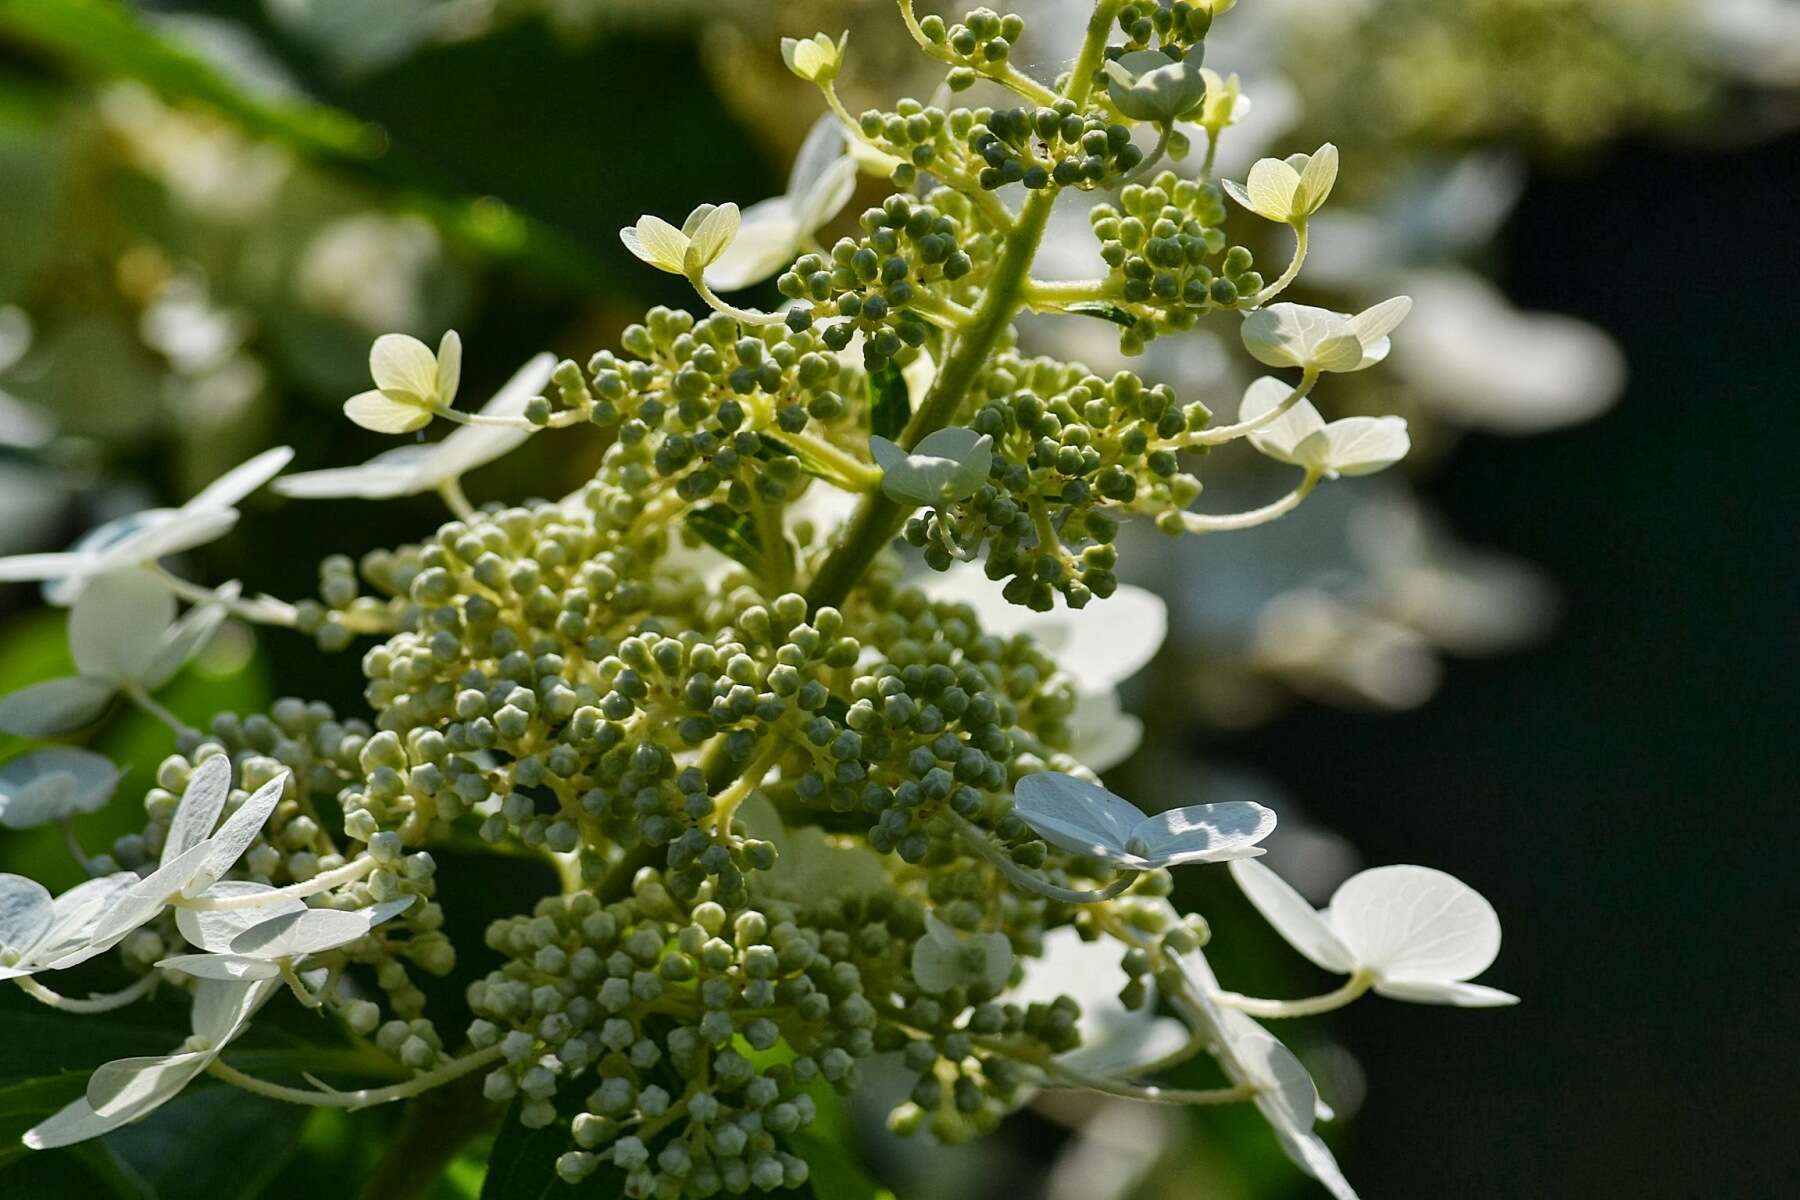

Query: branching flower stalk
[0,4,1518,1199]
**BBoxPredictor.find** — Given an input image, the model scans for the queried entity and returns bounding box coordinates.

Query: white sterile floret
[1179,950,1359,1200]
[0,872,138,980]
[0,569,235,737]
[870,427,992,506]
[621,203,742,278]
[1230,860,1518,1007]
[344,329,463,434]
[1239,381,1411,480]
[1009,928,1188,1076]
[1223,144,1340,225]
[1240,297,1410,374]
[1011,772,1275,870]
[0,446,292,604]
[0,748,121,829]
[279,353,556,502]
[159,895,414,981]
[780,31,847,84]
[86,756,289,950]
[1196,68,1251,132]
[910,912,1013,995]
[25,976,282,1148]
[1103,46,1209,123]
[706,117,858,292]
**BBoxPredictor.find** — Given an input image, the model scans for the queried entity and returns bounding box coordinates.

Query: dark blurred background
[0,2,1794,1197]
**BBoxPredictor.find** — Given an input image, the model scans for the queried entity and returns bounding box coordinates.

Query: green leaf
[0,1072,88,1166]
[684,506,762,574]
[103,1087,309,1199]
[786,1129,894,1200]
[482,1099,626,1200]
[867,360,911,442]
[1065,301,1139,329]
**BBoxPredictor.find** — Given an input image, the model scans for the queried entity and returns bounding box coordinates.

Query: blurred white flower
[1389,268,1625,434]
[0,748,122,830]
[0,570,237,737]
[1250,587,1441,710]
[1691,0,1800,86]
[98,83,290,223]
[706,117,858,292]
[1230,860,1518,1006]
[297,214,444,333]
[279,353,555,502]
[25,976,282,1148]
[140,275,250,375]
[0,446,291,603]
[911,912,1013,994]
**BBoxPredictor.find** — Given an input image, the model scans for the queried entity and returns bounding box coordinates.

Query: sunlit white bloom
[779,31,847,84]
[1390,269,1624,434]
[706,118,858,292]
[870,427,992,506]
[296,213,443,333]
[25,976,282,1148]
[1242,383,1411,479]
[1012,772,1274,870]
[1010,928,1188,1076]
[1230,860,1518,1007]
[0,871,139,980]
[159,894,414,981]
[344,330,462,434]
[1067,689,1143,774]
[0,748,121,830]
[140,275,249,375]
[1222,144,1338,225]
[1241,298,1410,374]
[0,446,291,604]
[1250,587,1440,710]
[911,912,1013,995]
[1179,949,1358,1200]
[81,756,289,953]
[0,570,234,737]
[278,353,556,502]
[620,203,741,277]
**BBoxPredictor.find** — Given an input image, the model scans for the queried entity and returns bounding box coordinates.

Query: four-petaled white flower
[706,117,858,292]
[1223,145,1340,225]
[1240,379,1412,479]
[1103,46,1210,123]
[0,748,121,830]
[870,427,992,506]
[0,871,136,980]
[1241,298,1411,374]
[1009,927,1189,1076]
[1196,68,1251,134]
[1230,860,1517,1006]
[159,892,415,981]
[0,569,235,737]
[621,204,742,278]
[910,912,1014,995]
[0,446,292,604]
[82,755,289,953]
[279,353,556,503]
[780,31,847,84]
[345,330,463,434]
[25,976,283,1148]
[1011,772,1275,870]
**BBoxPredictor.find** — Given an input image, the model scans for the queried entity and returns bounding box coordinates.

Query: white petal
[435,329,462,406]
[1067,690,1142,773]
[1346,296,1411,348]
[0,748,120,829]
[69,568,176,682]
[0,676,117,737]
[141,583,236,690]
[1131,801,1276,866]
[621,216,688,273]
[163,754,233,865]
[1228,859,1357,973]
[1009,772,1142,859]
[189,976,280,1045]
[34,873,139,967]
[86,1051,211,1120]
[345,389,432,434]
[1244,157,1301,220]
[97,506,239,573]
[794,154,858,238]
[182,772,289,897]
[1242,377,1326,463]
[1374,977,1518,1007]
[228,895,414,959]
[1327,865,1503,983]
[177,881,306,952]
[91,840,217,945]
[420,352,557,485]
[0,873,54,956]
[23,1096,119,1149]
[273,456,426,501]
[704,206,804,292]
[0,551,84,582]
[685,202,742,271]
[156,952,281,981]
[185,446,294,512]
[787,115,850,206]
[368,333,438,400]
[1311,417,1410,477]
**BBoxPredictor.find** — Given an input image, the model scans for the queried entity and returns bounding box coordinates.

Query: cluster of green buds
[0,4,1517,1199]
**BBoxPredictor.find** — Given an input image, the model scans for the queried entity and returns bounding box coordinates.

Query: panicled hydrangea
[0,4,1518,1198]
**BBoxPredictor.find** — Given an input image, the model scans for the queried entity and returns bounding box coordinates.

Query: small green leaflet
[868,360,912,441]
[1065,301,1138,328]
[685,506,763,573]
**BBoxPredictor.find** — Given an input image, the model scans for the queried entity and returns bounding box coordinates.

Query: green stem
[1178,471,1319,534]
[1253,221,1308,306]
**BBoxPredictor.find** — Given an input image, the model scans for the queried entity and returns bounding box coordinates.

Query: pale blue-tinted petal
[1228,859,1356,974]
[69,569,177,682]
[185,446,294,512]
[163,755,234,865]
[0,748,120,829]
[0,873,54,957]
[1132,801,1277,867]
[1010,772,1143,860]
[156,952,281,981]
[229,895,414,959]
[0,676,117,737]
[182,772,289,897]
[177,881,306,952]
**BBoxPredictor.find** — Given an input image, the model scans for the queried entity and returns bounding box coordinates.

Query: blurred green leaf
[868,360,911,442]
